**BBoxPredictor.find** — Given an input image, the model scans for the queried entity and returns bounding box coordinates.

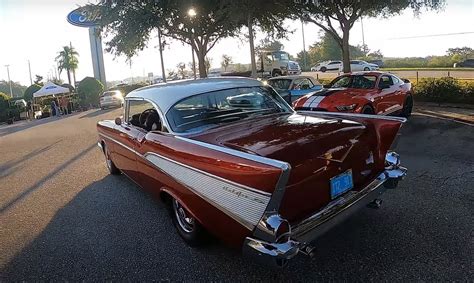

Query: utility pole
[157,28,167,83]
[28,60,33,85]
[361,17,367,55]
[4,65,13,97]
[301,20,307,71]
[248,15,257,78]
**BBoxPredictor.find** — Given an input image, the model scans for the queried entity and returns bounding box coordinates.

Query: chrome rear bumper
[243,151,407,267]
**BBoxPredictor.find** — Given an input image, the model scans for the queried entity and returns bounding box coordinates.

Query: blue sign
[67,6,101,27]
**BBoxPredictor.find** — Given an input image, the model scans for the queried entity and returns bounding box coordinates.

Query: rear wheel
[320,67,327,72]
[272,70,282,77]
[401,95,413,118]
[103,144,120,175]
[361,105,375,115]
[171,198,208,247]
[364,67,370,71]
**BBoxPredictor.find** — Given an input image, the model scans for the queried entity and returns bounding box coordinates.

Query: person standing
[50,99,57,117]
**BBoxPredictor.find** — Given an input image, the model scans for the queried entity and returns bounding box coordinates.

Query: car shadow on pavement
[0,112,81,138]
[0,140,62,179]
[0,173,422,281]
[79,108,117,119]
[0,143,96,214]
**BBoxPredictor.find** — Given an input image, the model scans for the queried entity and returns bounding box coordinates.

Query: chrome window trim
[124,97,171,133]
[297,110,407,123]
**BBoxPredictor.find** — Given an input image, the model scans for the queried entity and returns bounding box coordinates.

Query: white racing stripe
[309,96,325,108]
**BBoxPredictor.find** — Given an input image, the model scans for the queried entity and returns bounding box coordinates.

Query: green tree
[255,38,284,54]
[447,47,474,60]
[298,0,444,73]
[23,84,42,102]
[97,1,242,78]
[77,77,104,108]
[221,54,233,71]
[55,45,79,86]
[205,57,212,74]
[34,75,43,85]
[0,81,27,98]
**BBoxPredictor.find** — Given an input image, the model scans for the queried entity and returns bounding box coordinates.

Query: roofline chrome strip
[176,136,289,170]
[297,110,407,123]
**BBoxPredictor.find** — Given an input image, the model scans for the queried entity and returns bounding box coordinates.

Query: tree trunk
[66,69,72,86]
[196,49,207,78]
[248,15,257,78]
[72,69,76,87]
[342,28,351,73]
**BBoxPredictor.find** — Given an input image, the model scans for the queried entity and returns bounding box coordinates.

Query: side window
[127,100,160,130]
[379,76,394,88]
[300,78,313,89]
[391,76,400,84]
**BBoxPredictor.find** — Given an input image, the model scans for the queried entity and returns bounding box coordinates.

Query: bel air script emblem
[67,6,101,27]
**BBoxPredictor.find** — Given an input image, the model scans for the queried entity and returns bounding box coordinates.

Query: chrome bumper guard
[243,151,407,267]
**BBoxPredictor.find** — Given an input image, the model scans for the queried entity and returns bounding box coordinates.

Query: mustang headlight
[336,104,357,111]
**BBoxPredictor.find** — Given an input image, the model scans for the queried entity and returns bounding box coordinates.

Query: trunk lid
[190,113,397,223]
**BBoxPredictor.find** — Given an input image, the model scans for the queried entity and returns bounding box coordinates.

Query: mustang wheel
[104,145,120,175]
[401,96,413,118]
[171,198,207,246]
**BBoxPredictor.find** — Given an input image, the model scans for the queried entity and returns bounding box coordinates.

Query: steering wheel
[139,108,158,127]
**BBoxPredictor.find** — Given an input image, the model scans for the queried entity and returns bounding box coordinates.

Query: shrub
[0,92,11,122]
[77,77,104,108]
[23,84,42,102]
[413,77,474,104]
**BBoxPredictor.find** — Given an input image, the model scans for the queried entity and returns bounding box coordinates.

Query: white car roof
[126,77,263,114]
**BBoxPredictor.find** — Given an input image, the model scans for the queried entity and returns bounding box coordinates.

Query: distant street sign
[67,6,101,27]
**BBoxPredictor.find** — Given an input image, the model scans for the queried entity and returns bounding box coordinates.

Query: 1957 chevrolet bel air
[96,77,407,267]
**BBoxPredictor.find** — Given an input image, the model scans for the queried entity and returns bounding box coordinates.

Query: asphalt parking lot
[0,108,472,281]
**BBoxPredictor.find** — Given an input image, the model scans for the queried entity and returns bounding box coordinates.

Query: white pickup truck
[258,50,302,77]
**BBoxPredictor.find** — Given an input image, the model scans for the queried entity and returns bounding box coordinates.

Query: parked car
[293,71,413,117]
[267,75,323,103]
[99,90,124,109]
[453,59,474,68]
[312,60,342,72]
[367,59,384,68]
[97,77,407,267]
[339,60,379,72]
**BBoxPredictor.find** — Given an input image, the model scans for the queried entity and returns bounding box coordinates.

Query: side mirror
[115,117,122,125]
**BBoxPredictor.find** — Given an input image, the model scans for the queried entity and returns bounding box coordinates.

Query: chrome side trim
[297,110,407,123]
[144,152,270,230]
[98,133,142,157]
[176,136,289,170]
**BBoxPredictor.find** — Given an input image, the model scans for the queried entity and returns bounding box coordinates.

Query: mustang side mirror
[115,117,122,125]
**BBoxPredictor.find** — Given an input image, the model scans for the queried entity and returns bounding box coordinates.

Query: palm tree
[55,46,79,87]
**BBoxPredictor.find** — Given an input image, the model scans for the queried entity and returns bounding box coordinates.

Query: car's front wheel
[364,67,370,71]
[320,67,327,72]
[103,144,120,175]
[171,198,208,247]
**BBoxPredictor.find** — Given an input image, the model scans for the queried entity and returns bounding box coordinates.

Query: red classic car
[97,78,407,267]
[293,71,413,117]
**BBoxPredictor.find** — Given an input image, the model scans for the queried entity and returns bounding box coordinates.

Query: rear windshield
[268,79,292,90]
[166,86,292,133]
[101,91,119,97]
[329,75,377,89]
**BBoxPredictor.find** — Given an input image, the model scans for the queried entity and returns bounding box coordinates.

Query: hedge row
[413,77,474,104]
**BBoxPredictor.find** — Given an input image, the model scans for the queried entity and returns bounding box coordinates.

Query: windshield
[166,86,292,133]
[329,75,377,89]
[273,51,290,61]
[268,79,292,90]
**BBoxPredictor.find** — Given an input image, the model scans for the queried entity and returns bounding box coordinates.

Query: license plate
[330,170,354,199]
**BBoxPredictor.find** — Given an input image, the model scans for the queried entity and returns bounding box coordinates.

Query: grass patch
[381,67,474,72]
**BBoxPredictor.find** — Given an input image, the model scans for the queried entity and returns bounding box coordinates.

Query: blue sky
[0,0,473,86]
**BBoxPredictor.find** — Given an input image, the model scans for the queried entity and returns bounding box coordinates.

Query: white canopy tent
[33,81,70,98]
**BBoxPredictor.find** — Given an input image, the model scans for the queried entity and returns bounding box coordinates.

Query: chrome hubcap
[173,199,194,233]
[105,149,112,170]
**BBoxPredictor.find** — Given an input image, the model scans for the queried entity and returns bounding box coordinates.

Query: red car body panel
[293,72,412,115]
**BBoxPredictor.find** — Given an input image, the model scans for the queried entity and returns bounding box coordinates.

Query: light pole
[28,60,33,85]
[188,7,197,79]
[4,65,13,98]
[301,20,307,71]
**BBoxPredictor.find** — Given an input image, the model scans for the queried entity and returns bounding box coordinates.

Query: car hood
[306,88,368,97]
[189,113,367,167]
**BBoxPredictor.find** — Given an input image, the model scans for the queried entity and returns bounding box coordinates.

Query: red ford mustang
[293,72,413,117]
